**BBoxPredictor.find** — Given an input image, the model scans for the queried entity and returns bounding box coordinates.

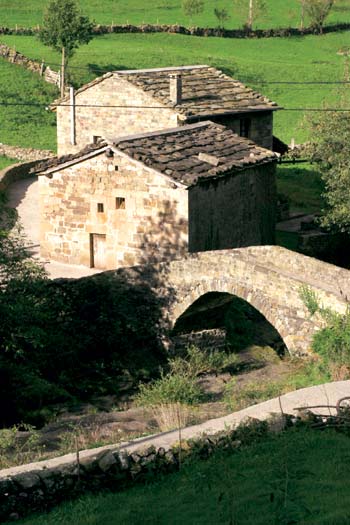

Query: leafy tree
[232,0,267,31]
[308,105,350,232]
[181,0,204,24]
[214,7,231,29]
[39,0,94,96]
[304,0,334,33]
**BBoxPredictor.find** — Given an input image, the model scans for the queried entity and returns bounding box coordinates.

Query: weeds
[0,423,44,469]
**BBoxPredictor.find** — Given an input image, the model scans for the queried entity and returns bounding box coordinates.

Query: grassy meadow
[1,29,350,150]
[9,427,350,525]
[0,57,57,149]
[0,156,17,170]
[1,0,350,28]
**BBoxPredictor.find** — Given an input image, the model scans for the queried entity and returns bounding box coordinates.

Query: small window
[97,202,104,213]
[115,197,125,210]
[93,135,102,144]
[240,118,251,138]
[115,166,119,171]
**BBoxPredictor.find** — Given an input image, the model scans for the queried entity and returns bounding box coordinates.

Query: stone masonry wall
[209,112,274,150]
[57,76,178,156]
[39,151,188,269]
[188,163,276,252]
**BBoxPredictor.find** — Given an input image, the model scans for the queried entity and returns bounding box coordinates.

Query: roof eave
[184,106,282,120]
[37,146,108,175]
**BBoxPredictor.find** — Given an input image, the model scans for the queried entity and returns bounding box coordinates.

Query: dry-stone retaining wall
[0,43,60,86]
[0,416,284,522]
[0,144,54,162]
[0,158,52,192]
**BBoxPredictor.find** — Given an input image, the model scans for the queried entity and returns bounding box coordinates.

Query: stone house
[53,65,280,156]
[37,121,277,270]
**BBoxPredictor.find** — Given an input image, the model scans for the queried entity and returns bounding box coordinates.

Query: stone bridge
[112,245,350,355]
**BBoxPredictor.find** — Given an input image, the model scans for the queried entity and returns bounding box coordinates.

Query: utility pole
[61,46,65,98]
[300,0,305,30]
[248,0,253,30]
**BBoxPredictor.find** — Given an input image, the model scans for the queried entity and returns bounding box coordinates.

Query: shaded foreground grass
[276,163,324,213]
[1,0,350,29]
[10,427,350,525]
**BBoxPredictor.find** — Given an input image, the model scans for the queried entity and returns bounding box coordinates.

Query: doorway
[90,233,106,268]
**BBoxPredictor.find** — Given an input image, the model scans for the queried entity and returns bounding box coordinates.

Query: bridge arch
[169,279,288,353]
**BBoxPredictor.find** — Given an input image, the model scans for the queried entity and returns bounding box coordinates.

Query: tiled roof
[36,122,277,186]
[32,139,107,174]
[113,121,277,187]
[52,65,280,117]
[117,65,279,117]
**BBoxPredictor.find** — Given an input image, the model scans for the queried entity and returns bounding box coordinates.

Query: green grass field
[1,30,349,150]
[0,156,17,170]
[0,57,57,149]
[9,427,350,525]
[1,0,350,29]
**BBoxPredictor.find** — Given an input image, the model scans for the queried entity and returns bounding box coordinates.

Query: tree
[232,0,267,31]
[308,105,350,232]
[304,0,334,34]
[214,8,231,29]
[39,0,94,97]
[182,0,204,24]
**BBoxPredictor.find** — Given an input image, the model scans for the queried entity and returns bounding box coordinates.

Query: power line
[1,100,350,112]
[3,61,348,85]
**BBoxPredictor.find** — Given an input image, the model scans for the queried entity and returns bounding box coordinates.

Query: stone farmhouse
[37,121,277,270]
[53,65,280,156]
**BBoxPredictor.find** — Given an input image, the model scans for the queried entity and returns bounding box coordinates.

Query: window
[93,135,102,144]
[115,197,125,210]
[115,166,119,171]
[97,203,104,213]
[240,118,251,138]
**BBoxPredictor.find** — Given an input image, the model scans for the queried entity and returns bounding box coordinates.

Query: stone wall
[39,150,188,268]
[0,159,50,192]
[57,76,178,155]
[0,144,54,162]
[0,43,60,86]
[0,414,286,522]
[210,112,273,150]
[188,163,276,251]
[1,21,349,38]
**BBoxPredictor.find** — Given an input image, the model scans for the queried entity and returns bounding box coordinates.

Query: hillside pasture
[1,0,350,30]
[1,30,349,148]
[0,57,57,149]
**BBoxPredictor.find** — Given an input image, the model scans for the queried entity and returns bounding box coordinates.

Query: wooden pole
[70,86,76,145]
[61,46,65,98]
[248,0,253,30]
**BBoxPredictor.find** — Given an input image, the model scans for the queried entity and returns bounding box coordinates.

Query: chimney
[169,73,182,105]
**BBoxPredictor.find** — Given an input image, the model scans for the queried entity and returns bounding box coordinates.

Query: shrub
[169,345,237,378]
[300,285,350,379]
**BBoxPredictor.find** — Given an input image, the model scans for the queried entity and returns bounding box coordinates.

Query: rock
[98,451,117,473]
[14,473,41,491]
[116,450,129,470]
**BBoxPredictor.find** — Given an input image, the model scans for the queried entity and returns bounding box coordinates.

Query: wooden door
[91,234,106,268]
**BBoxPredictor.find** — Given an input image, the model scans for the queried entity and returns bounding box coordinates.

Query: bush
[300,285,350,379]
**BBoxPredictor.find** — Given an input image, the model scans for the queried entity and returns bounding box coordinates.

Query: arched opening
[171,292,286,358]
